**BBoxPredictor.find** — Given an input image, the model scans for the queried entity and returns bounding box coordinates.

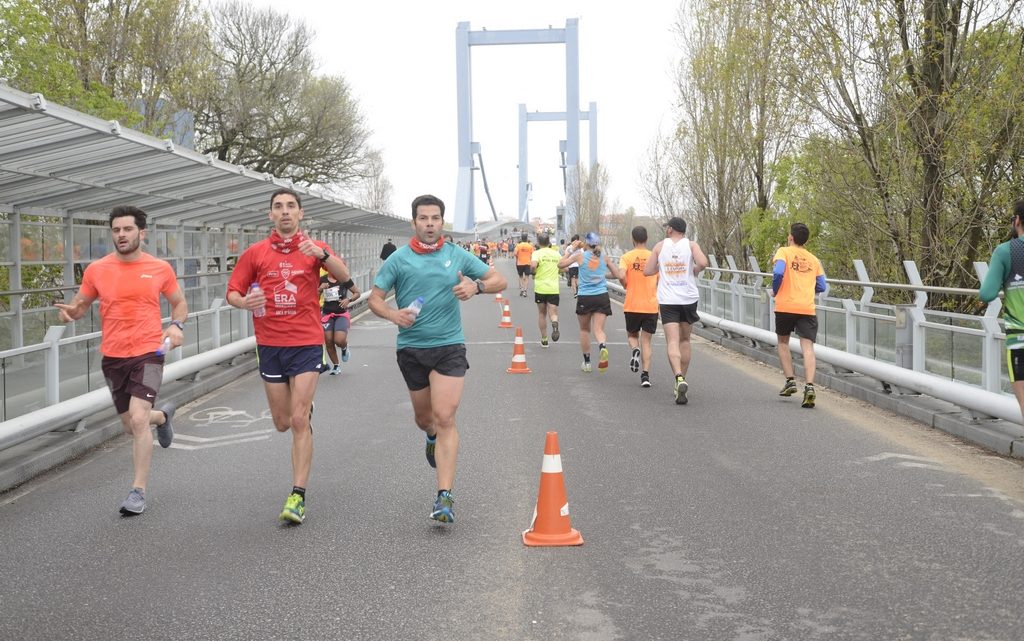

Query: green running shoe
[779,378,797,397]
[674,376,688,405]
[430,490,455,523]
[802,384,816,409]
[280,492,305,524]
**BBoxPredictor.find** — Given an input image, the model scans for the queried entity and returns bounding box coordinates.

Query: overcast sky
[253,0,684,225]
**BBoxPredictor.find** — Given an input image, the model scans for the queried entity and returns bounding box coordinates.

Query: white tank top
[656,237,699,305]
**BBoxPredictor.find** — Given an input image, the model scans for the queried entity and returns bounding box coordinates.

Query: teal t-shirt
[374,243,489,349]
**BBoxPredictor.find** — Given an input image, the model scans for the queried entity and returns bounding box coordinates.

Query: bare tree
[638,131,687,222]
[348,149,394,214]
[193,1,371,186]
[566,162,609,237]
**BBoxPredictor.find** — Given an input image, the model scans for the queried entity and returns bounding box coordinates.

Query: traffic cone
[507,327,531,374]
[498,303,513,328]
[495,291,504,304]
[522,431,583,547]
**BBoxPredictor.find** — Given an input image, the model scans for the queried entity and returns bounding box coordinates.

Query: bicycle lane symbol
[162,406,275,451]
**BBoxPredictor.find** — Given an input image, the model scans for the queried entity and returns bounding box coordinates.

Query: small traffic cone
[507,327,531,374]
[498,303,513,328]
[495,291,504,304]
[522,431,583,547]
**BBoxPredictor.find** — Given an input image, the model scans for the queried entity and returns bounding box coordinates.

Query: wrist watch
[475,279,485,295]
[320,248,330,261]
[170,320,185,331]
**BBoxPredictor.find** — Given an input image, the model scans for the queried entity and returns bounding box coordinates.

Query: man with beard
[368,194,507,524]
[226,188,351,524]
[55,205,187,516]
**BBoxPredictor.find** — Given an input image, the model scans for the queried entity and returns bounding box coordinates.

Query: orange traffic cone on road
[522,431,583,546]
[499,303,513,328]
[507,327,531,374]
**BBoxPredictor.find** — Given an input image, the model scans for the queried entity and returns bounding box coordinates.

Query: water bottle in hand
[156,336,172,356]
[250,282,266,318]
[406,296,424,318]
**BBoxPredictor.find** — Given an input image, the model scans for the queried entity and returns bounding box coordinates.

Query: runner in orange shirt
[514,233,535,297]
[771,222,826,408]
[56,206,187,516]
[618,226,659,388]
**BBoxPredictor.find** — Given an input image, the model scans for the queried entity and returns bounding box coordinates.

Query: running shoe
[341,348,350,363]
[155,402,175,448]
[597,347,609,373]
[329,364,341,376]
[280,492,305,524]
[674,376,688,405]
[629,347,641,373]
[119,488,145,515]
[802,384,816,409]
[551,321,560,342]
[779,378,797,397]
[541,337,549,348]
[425,433,437,468]
[581,360,592,373]
[640,372,651,388]
[430,490,455,523]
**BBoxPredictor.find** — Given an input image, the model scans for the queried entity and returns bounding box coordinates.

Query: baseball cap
[584,231,600,246]
[665,217,686,233]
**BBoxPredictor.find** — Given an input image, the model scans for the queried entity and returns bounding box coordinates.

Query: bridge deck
[2,258,1022,640]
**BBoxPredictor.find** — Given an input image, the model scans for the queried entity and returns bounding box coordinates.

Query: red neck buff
[269,229,302,253]
[409,237,444,254]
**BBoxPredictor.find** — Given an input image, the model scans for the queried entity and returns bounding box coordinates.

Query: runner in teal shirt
[375,242,489,349]
[368,194,507,525]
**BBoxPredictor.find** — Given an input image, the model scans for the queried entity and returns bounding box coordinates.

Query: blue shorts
[256,345,325,383]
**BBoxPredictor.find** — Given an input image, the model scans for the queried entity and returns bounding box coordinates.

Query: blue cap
[584,232,600,246]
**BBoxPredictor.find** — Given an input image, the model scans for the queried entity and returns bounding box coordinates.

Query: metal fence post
[708,255,721,316]
[211,299,223,350]
[44,325,66,405]
[903,261,928,372]
[749,256,771,330]
[726,255,742,323]
[894,304,915,370]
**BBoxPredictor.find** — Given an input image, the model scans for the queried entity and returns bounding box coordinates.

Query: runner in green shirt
[979,200,1024,420]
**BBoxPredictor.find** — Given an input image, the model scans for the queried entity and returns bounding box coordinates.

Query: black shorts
[256,344,326,383]
[102,353,165,414]
[516,264,532,277]
[576,293,613,316]
[1009,348,1024,382]
[397,344,469,391]
[775,312,818,342]
[624,311,659,335]
[322,314,351,333]
[535,293,560,306]
[567,266,579,277]
[660,303,700,325]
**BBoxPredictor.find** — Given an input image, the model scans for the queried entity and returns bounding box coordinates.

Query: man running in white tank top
[644,217,709,404]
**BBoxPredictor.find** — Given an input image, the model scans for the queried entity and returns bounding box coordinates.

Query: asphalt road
[2,258,1023,641]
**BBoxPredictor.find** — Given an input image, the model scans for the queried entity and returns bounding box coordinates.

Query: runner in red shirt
[226,188,351,524]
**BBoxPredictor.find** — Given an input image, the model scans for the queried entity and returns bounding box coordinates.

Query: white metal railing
[688,255,1013,414]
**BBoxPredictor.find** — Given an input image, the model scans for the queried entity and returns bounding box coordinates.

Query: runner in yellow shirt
[530,232,563,346]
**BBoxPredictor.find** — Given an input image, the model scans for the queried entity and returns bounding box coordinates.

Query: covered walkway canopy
[0,82,415,234]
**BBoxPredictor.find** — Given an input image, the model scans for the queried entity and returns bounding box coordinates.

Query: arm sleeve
[772,259,786,295]
[979,244,1010,302]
